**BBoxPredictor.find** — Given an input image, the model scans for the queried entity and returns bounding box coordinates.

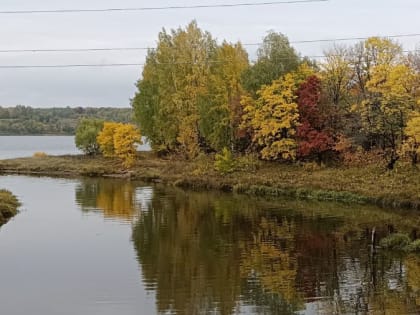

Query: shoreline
[0,153,419,210]
[0,190,19,226]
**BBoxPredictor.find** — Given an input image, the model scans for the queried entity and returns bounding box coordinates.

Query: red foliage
[296,75,334,160]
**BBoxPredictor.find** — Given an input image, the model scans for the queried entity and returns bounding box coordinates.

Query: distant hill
[0,106,133,135]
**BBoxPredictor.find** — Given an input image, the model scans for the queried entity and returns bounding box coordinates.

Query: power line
[1,49,418,69]
[0,63,143,69]
[252,33,420,45]
[1,33,419,54]
[0,0,328,14]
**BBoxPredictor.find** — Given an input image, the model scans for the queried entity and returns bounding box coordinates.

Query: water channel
[0,175,419,314]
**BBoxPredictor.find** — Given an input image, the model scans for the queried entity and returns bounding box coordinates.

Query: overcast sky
[1,0,419,108]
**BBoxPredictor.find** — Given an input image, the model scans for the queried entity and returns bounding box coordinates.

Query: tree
[241,31,301,96]
[296,75,334,162]
[198,42,249,152]
[114,124,142,168]
[361,63,417,169]
[242,65,313,160]
[346,38,418,169]
[132,21,217,157]
[320,46,359,139]
[74,118,104,155]
[97,122,119,157]
[402,115,420,165]
[97,122,142,167]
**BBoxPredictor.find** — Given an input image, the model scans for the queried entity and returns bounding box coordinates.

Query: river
[0,136,150,159]
[0,175,419,315]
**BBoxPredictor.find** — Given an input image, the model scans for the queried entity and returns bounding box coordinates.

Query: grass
[0,152,419,209]
[380,234,420,253]
[379,233,412,250]
[0,189,20,225]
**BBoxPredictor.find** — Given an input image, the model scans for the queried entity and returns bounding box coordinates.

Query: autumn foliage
[296,75,334,161]
[97,122,142,168]
[131,22,420,169]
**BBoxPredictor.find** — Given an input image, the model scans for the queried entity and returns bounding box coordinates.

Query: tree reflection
[131,187,420,315]
[75,178,140,221]
[132,188,313,314]
[74,179,419,314]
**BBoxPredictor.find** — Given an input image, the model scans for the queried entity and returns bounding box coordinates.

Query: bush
[236,154,261,172]
[405,239,420,253]
[97,122,142,168]
[380,233,411,250]
[75,118,104,155]
[214,148,236,175]
[33,152,47,158]
[0,190,20,224]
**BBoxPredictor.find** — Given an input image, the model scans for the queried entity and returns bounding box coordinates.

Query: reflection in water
[73,178,419,314]
[130,187,420,315]
[75,178,146,221]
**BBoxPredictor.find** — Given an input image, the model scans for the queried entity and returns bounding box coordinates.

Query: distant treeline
[0,105,133,135]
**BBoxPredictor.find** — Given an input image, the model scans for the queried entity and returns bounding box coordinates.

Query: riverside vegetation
[1,22,420,226]
[0,189,19,226]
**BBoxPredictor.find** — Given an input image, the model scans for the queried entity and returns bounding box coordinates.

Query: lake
[0,136,151,159]
[0,175,419,315]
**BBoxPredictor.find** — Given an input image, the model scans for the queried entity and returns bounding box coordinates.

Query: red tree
[296,75,334,162]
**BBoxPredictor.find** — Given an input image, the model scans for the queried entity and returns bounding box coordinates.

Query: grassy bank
[0,190,19,225]
[0,152,419,209]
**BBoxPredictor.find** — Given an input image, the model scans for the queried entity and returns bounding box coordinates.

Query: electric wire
[0,33,418,54]
[0,0,328,14]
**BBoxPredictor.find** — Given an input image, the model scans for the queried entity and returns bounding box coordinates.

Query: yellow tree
[402,115,420,165]
[361,63,417,168]
[114,124,142,168]
[97,122,142,168]
[346,37,420,169]
[320,46,356,136]
[242,64,313,160]
[97,122,119,157]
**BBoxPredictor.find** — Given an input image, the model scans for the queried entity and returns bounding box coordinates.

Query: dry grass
[1,152,419,209]
[0,189,20,225]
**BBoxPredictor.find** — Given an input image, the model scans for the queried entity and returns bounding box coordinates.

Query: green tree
[132,21,217,157]
[74,118,104,155]
[198,42,249,152]
[241,31,300,96]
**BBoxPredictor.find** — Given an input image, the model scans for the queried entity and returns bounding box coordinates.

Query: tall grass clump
[0,189,20,224]
[214,148,236,175]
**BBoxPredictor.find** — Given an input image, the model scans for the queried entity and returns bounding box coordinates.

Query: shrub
[75,118,104,155]
[380,233,411,250]
[33,152,47,158]
[97,122,142,168]
[236,154,261,172]
[405,239,420,253]
[0,190,20,224]
[214,148,236,175]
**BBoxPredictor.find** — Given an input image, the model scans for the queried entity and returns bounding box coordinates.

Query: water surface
[0,175,419,314]
[0,136,80,159]
[0,135,150,159]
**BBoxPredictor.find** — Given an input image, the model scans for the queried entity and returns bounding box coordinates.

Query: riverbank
[0,152,419,210]
[0,189,19,225]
